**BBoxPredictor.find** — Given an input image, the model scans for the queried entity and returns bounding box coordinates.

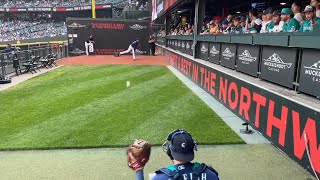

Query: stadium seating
[0,0,112,8]
[0,20,66,42]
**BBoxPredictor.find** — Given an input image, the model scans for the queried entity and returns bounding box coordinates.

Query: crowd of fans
[0,19,66,42]
[0,16,67,42]
[167,0,320,36]
[0,0,112,8]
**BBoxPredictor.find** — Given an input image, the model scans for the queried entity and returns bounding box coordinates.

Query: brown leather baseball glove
[127,139,152,171]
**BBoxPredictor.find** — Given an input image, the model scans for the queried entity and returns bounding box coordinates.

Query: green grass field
[0,65,243,150]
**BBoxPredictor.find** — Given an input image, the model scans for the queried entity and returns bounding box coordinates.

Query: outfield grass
[0,65,243,150]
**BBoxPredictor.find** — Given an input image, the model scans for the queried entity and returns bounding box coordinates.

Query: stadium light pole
[92,0,96,18]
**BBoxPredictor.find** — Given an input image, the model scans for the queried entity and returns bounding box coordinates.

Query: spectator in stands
[281,8,300,32]
[231,17,242,34]
[200,20,213,35]
[292,1,304,24]
[227,15,233,23]
[310,0,320,17]
[246,9,262,33]
[211,19,222,34]
[209,21,216,34]
[300,5,320,32]
[185,24,194,35]
[240,16,247,33]
[271,9,284,32]
[261,8,274,33]
[223,22,230,34]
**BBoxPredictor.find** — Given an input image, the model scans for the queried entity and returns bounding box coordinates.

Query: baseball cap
[222,20,229,25]
[281,8,294,16]
[209,20,215,25]
[170,132,195,162]
[303,5,316,13]
[262,8,273,15]
[273,9,281,16]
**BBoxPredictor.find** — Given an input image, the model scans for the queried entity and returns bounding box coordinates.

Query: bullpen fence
[0,43,68,76]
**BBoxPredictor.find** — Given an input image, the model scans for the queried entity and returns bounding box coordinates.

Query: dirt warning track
[58,55,169,66]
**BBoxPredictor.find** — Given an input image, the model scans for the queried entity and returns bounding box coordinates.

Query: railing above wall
[165,31,320,50]
[166,35,194,41]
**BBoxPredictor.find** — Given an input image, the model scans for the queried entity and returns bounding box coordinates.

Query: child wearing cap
[300,5,320,32]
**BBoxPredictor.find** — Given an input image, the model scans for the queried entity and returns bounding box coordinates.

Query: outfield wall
[66,18,150,55]
[158,45,320,177]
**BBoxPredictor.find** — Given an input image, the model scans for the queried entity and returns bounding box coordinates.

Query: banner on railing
[199,42,209,61]
[298,49,320,97]
[220,43,236,70]
[209,43,221,65]
[236,45,260,77]
[260,46,297,89]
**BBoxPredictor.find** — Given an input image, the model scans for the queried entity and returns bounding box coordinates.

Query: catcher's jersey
[152,163,219,180]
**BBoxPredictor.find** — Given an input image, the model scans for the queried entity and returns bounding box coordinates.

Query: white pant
[120,45,136,59]
[85,42,94,55]
[85,42,89,55]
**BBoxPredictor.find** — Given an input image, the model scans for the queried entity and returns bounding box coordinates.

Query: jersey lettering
[180,173,208,180]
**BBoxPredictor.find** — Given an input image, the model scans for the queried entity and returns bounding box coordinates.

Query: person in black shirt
[148,35,156,56]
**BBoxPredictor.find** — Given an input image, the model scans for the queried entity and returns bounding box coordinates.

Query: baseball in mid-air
[127,81,130,88]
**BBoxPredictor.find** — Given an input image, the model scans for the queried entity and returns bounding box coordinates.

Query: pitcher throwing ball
[114,39,140,60]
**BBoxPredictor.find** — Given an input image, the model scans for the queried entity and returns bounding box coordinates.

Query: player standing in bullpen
[85,35,95,56]
[114,39,140,61]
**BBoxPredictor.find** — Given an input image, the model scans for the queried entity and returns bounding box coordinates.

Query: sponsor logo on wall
[238,50,257,64]
[303,60,320,83]
[68,22,86,28]
[135,49,147,55]
[69,48,85,54]
[129,24,147,30]
[222,47,235,59]
[186,42,190,49]
[210,46,219,56]
[201,45,208,54]
[181,42,185,48]
[263,53,292,72]
[177,41,181,48]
